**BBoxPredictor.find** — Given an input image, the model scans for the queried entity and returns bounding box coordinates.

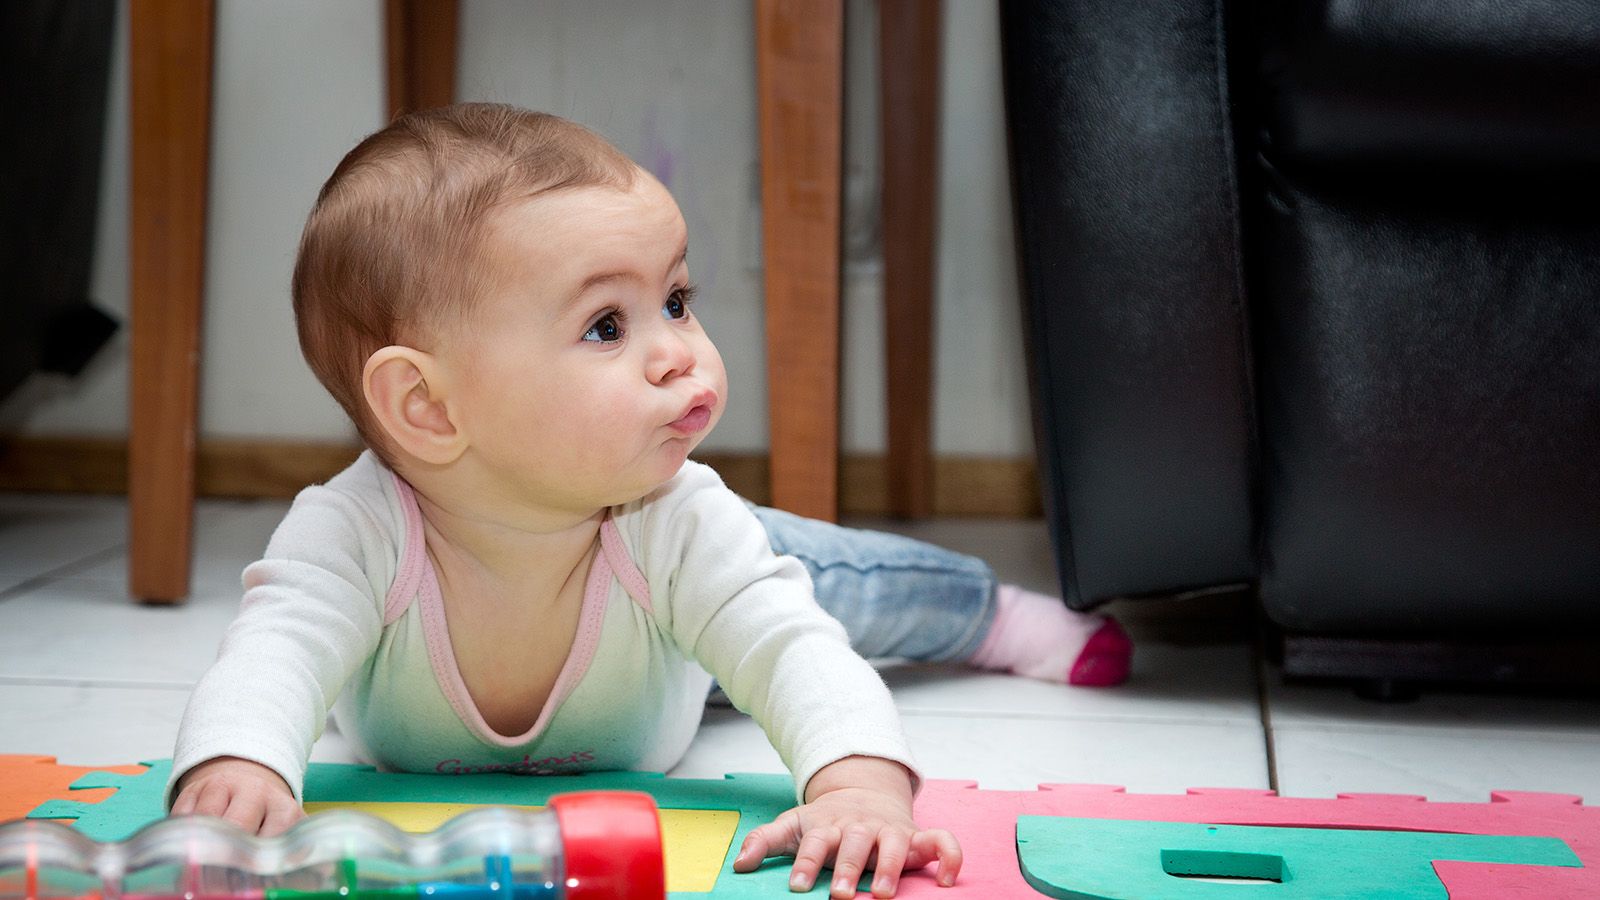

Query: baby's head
[294,104,726,511]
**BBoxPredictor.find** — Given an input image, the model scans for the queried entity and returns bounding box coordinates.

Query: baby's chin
[654,430,704,479]
[592,433,708,508]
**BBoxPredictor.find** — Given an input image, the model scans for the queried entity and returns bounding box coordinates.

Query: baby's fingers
[261,795,304,837]
[791,825,841,893]
[169,784,201,817]
[183,778,234,819]
[907,829,962,887]
[731,810,803,873]
[221,792,270,836]
[825,825,878,899]
[868,829,911,898]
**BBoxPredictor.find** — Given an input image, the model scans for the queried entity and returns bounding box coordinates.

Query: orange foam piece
[0,755,148,822]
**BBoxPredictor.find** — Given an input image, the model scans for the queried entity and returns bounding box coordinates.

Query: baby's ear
[362,346,466,466]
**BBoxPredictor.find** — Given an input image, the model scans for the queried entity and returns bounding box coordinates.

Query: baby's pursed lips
[667,389,718,434]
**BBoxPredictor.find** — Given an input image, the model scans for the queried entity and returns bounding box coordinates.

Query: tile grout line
[0,674,195,691]
[895,707,1264,728]
[0,543,128,603]
[1252,630,1280,793]
[1258,719,1600,743]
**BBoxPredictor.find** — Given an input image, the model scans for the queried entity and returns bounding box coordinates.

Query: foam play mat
[7,755,1596,897]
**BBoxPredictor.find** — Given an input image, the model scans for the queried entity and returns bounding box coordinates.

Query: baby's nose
[647,328,696,383]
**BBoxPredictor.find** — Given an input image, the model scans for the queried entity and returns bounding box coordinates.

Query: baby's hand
[171,756,303,836]
[731,757,961,898]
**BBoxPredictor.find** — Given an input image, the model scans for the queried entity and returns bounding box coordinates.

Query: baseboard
[1279,633,1600,688]
[0,436,1042,517]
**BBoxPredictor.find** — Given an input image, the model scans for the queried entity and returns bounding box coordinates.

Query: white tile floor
[1,493,1596,806]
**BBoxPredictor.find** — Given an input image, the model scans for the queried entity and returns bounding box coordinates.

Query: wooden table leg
[880,0,940,518]
[384,0,458,120]
[756,0,844,522]
[128,0,215,604]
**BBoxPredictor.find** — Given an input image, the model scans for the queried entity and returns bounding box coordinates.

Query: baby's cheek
[588,390,654,438]
[699,342,730,402]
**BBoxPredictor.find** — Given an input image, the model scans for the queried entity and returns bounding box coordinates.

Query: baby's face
[439,173,727,512]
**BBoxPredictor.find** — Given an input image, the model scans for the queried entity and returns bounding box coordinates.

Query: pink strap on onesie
[383,475,428,626]
[384,472,650,747]
[599,518,652,614]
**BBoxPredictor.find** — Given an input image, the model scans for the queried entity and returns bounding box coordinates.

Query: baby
[168,104,1130,898]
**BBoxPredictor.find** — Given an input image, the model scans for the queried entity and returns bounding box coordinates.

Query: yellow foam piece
[304,800,738,893]
[305,800,516,832]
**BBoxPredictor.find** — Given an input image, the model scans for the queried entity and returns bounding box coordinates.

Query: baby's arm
[168,482,389,834]
[732,755,960,898]
[640,465,961,895]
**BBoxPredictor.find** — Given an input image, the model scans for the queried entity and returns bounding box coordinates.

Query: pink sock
[968,585,1132,686]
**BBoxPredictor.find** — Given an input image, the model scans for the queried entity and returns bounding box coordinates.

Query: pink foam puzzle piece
[890,781,1598,898]
[1432,860,1595,900]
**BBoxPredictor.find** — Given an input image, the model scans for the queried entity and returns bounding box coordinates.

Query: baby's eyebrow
[572,269,636,297]
[566,242,689,307]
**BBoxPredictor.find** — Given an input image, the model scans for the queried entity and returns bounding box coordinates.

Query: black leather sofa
[999,0,1600,686]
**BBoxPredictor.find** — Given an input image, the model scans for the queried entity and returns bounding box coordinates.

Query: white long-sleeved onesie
[169,453,917,805]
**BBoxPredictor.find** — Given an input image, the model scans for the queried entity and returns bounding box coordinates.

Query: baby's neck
[406,474,605,606]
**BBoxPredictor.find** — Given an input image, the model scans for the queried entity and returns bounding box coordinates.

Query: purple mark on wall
[640,109,676,190]
[637,107,719,295]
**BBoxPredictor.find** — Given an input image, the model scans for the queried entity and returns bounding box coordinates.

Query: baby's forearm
[804,755,917,806]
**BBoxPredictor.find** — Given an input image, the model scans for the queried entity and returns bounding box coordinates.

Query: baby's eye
[662,283,698,321]
[582,312,624,343]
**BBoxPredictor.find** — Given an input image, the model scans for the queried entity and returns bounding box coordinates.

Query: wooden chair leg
[128,0,215,604]
[756,0,844,523]
[880,0,940,518]
[383,0,458,120]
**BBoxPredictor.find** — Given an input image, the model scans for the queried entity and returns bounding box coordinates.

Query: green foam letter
[1016,817,1580,899]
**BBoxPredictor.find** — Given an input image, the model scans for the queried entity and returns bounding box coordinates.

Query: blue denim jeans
[746,503,998,663]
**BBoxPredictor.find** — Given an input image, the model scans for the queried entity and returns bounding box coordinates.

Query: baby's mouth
[668,389,717,435]
[668,403,712,435]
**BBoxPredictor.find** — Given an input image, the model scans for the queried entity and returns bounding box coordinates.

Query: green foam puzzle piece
[28,760,841,898]
[1017,816,1583,899]
[29,763,168,841]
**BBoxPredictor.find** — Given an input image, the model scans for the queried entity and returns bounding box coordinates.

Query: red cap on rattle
[549,791,665,900]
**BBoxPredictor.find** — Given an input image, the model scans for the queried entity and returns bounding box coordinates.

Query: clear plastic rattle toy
[0,792,664,900]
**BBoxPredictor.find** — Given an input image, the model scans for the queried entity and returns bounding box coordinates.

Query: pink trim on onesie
[384,473,427,626]
[599,518,652,614]
[416,550,613,747]
[387,472,617,748]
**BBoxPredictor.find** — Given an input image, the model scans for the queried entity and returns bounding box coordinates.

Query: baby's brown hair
[292,103,637,461]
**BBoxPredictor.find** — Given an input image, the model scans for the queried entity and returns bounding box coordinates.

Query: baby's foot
[967,585,1132,686]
